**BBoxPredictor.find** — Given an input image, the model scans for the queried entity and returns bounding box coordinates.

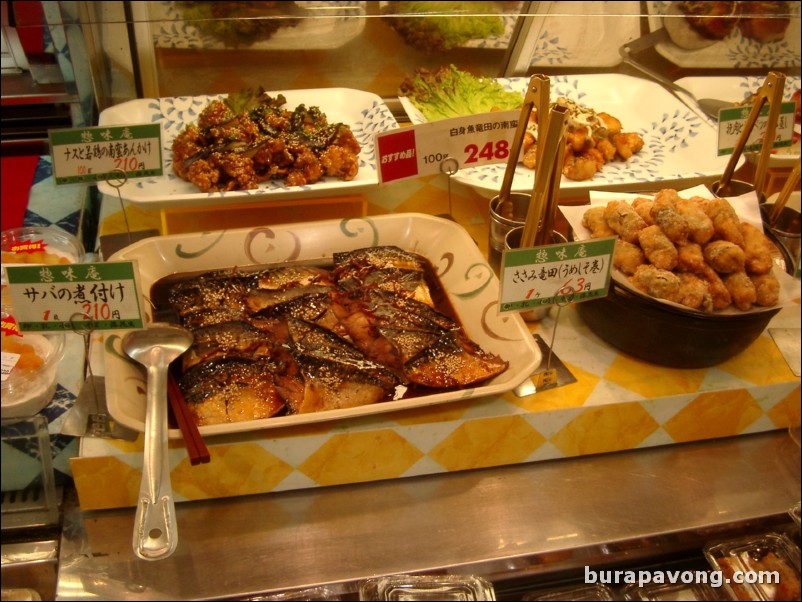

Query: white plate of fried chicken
[97,88,399,208]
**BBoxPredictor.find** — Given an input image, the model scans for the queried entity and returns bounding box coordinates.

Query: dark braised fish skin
[182,320,272,371]
[180,357,285,425]
[256,265,333,290]
[244,285,334,317]
[333,245,429,272]
[286,318,399,414]
[161,245,510,426]
[334,245,435,306]
[168,270,257,317]
[180,306,248,330]
[404,331,509,388]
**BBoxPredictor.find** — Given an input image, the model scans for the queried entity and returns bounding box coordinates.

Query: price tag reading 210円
[376,110,520,183]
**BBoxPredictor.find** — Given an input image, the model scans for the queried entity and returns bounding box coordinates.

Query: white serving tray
[401,73,738,198]
[97,88,398,208]
[104,214,542,438]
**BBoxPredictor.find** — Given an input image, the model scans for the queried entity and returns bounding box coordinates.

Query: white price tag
[49,123,163,185]
[499,238,616,313]
[3,261,144,333]
[716,102,796,156]
[376,110,520,184]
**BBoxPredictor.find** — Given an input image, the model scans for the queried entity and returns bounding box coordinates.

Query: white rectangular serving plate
[400,73,737,198]
[97,88,398,208]
[104,214,541,438]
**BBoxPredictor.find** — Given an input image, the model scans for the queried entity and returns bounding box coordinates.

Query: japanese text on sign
[49,124,163,185]
[499,238,615,313]
[716,102,796,156]
[376,110,520,184]
[3,261,144,332]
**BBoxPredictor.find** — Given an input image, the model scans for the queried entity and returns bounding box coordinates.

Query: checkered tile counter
[71,300,800,511]
[62,173,800,510]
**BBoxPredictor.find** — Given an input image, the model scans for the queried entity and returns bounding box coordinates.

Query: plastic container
[1,226,85,267]
[621,581,718,600]
[358,574,496,601]
[523,583,615,600]
[704,532,801,601]
[1,320,66,419]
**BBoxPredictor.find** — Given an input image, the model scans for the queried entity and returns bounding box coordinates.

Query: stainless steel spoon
[619,32,729,121]
[123,323,193,561]
[620,2,737,121]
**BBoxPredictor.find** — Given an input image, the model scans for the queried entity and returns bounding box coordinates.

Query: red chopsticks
[168,370,210,465]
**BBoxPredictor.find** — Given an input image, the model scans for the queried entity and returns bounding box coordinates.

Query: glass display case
[35,2,802,110]
[1,3,800,599]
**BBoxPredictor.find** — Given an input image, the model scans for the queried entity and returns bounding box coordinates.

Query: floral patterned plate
[401,73,738,198]
[97,88,399,208]
[647,0,801,69]
[103,214,541,438]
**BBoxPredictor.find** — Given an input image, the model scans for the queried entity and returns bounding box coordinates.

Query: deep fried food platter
[400,73,735,196]
[103,214,541,438]
[561,187,800,317]
[97,88,398,208]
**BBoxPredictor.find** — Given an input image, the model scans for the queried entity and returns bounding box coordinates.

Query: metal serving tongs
[521,104,569,249]
[711,71,786,201]
[496,74,550,220]
[767,159,801,227]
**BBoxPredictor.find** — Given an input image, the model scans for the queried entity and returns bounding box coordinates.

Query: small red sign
[9,239,46,254]
[376,129,418,183]
[1,315,23,337]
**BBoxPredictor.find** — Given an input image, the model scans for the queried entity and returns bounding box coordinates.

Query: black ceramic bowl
[575,283,781,368]
[574,230,792,369]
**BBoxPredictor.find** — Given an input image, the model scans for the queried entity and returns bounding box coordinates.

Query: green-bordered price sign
[48,124,163,184]
[499,237,616,313]
[717,102,796,156]
[3,261,143,332]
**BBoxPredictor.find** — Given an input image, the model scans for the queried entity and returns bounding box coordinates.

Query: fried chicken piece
[676,242,707,273]
[700,265,733,310]
[739,1,791,43]
[614,239,646,276]
[638,224,678,270]
[724,271,757,311]
[741,222,774,275]
[582,205,616,238]
[629,264,681,302]
[705,198,745,248]
[675,196,715,245]
[676,272,714,312]
[611,132,644,160]
[632,197,655,225]
[651,197,690,244]
[563,151,600,181]
[751,272,781,306]
[320,145,359,181]
[677,1,740,39]
[604,200,647,244]
[704,240,746,274]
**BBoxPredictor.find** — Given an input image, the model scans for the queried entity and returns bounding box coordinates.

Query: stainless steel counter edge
[55,430,801,600]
